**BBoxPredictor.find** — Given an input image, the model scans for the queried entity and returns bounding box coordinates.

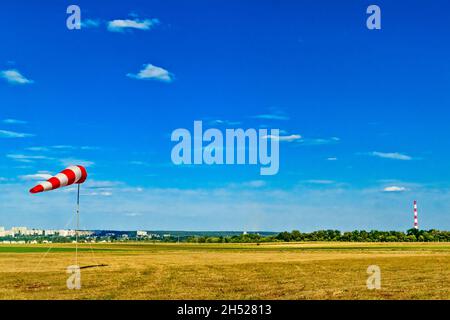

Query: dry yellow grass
[0,242,448,300]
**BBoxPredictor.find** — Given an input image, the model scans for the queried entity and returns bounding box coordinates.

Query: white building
[137,230,148,237]
[29,229,44,236]
[11,227,27,235]
[0,230,14,237]
[58,229,77,237]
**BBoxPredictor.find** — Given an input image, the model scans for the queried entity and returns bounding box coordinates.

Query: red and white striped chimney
[413,200,418,230]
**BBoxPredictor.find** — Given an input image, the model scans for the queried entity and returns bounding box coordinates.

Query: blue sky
[0,0,449,231]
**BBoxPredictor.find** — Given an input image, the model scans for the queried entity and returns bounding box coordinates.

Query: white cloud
[327,157,338,161]
[107,18,159,32]
[57,179,121,195]
[2,118,27,124]
[207,119,242,126]
[19,173,53,181]
[253,114,289,121]
[0,130,34,138]
[81,19,101,28]
[85,191,113,197]
[25,145,98,152]
[84,180,122,189]
[299,137,340,146]
[125,212,143,217]
[60,158,94,167]
[304,180,335,185]
[7,154,50,163]
[262,134,301,142]
[383,186,407,192]
[371,151,412,161]
[0,69,33,84]
[26,147,49,151]
[80,146,100,150]
[127,64,174,82]
[226,180,267,189]
[130,161,147,165]
[253,107,289,121]
[242,180,266,188]
[8,154,93,167]
[52,145,76,150]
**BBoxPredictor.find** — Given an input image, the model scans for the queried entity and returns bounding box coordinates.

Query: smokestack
[414,200,418,230]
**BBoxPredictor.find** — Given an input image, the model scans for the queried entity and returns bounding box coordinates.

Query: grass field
[0,242,449,300]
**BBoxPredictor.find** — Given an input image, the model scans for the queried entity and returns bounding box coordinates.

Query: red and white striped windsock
[414,200,418,230]
[29,165,88,194]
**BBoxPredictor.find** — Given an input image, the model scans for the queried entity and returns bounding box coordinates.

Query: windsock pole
[28,165,88,267]
[414,200,418,230]
[76,183,80,265]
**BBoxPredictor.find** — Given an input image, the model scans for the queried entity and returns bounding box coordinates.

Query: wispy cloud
[107,18,159,32]
[7,154,50,163]
[25,147,49,152]
[81,19,101,28]
[80,146,100,150]
[327,157,338,161]
[59,158,94,167]
[130,160,155,167]
[226,180,267,189]
[263,134,302,142]
[52,145,76,150]
[254,114,289,121]
[370,151,413,161]
[125,212,143,217]
[127,64,174,82]
[242,180,266,188]
[85,191,113,197]
[0,69,33,84]
[253,107,289,121]
[0,130,34,138]
[84,180,122,189]
[298,137,340,146]
[207,119,242,126]
[383,186,407,192]
[25,145,98,152]
[303,179,335,185]
[19,173,53,181]
[2,118,27,124]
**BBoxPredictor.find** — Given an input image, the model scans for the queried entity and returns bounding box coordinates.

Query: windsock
[29,165,87,194]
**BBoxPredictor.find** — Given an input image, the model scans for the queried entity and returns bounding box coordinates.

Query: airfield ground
[0,242,448,299]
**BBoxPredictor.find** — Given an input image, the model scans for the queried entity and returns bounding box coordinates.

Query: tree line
[186,229,450,243]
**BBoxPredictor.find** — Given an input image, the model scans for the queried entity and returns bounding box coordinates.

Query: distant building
[0,230,13,237]
[30,229,44,236]
[11,227,27,235]
[44,230,56,236]
[58,229,77,237]
[137,230,148,237]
